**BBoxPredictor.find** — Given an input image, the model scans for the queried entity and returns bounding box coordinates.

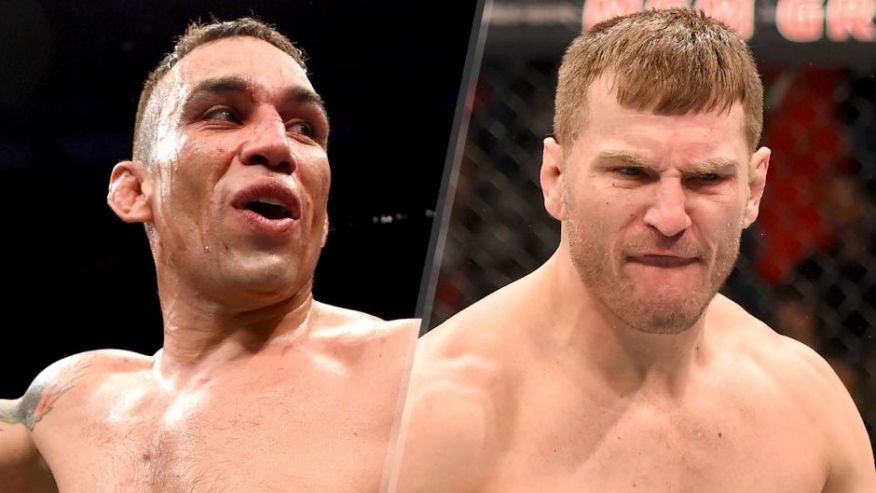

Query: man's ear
[743,146,771,228]
[321,215,329,247]
[108,160,153,223]
[541,137,566,220]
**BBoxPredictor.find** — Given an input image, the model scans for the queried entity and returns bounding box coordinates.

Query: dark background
[0,0,479,396]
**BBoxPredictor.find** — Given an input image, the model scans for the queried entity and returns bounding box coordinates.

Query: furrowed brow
[596,150,650,168]
[695,158,739,174]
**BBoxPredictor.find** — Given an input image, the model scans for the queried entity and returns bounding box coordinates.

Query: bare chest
[39,369,396,493]
[487,387,827,492]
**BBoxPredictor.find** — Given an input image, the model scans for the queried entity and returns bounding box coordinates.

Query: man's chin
[628,310,701,335]
[219,264,307,300]
[613,291,710,335]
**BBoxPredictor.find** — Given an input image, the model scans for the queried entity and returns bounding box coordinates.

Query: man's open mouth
[231,182,302,224]
[244,198,293,220]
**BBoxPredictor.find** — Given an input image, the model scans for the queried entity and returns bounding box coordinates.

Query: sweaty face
[558,76,767,334]
[142,36,331,306]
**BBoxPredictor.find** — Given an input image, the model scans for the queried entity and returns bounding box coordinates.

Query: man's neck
[532,248,710,399]
[153,288,315,390]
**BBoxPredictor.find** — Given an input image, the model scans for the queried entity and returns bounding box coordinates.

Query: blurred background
[0,0,478,396]
[430,0,876,451]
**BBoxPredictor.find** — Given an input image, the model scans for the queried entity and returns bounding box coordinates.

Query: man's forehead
[588,74,742,117]
[581,75,747,138]
[165,36,313,95]
[569,78,748,163]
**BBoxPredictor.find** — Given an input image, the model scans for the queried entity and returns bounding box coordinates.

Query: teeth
[256,197,286,207]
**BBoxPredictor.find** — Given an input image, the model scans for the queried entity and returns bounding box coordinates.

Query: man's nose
[239,113,296,174]
[643,179,692,237]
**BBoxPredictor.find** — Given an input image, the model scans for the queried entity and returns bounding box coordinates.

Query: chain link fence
[432,17,876,447]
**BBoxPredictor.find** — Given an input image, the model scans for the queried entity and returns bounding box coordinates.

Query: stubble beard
[565,214,742,335]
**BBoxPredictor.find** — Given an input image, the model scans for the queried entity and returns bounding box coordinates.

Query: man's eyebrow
[285,86,327,115]
[595,150,650,167]
[694,157,739,174]
[284,87,330,130]
[181,76,252,116]
[595,150,739,174]
[180,76,328,120]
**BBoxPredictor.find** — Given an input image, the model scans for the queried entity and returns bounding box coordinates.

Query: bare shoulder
[709,295,875,490]
[0,349,151,492]
[710,295,859,411]
[397,289,523,493]
[2,349,150,432]
[308,302,420,360]
[410,310,515,432]
[415,279,526,411]
[710,295,857,407]
[420,269,536,360]
[418,272,537,398]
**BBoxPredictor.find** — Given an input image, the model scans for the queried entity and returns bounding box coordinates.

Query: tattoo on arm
[0,400,26,426]
[0,358,90,431]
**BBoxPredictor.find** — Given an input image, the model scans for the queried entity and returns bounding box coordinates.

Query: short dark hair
[132,17,307,162]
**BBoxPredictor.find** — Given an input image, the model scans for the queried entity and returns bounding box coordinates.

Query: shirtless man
[397,9,875,493]
[0,18,417,493]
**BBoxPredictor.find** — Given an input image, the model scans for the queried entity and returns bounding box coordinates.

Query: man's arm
[814,355,876,492]
[0,393,58,493]
[0,353,97,493]
[391,323,513,493]
[393,375,499,493]
[766,333,876,492]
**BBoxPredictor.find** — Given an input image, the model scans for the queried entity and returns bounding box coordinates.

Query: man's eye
[287,121,314,137]
[615,167,647,178]
[689,173,722,183]
[203,107,238,122]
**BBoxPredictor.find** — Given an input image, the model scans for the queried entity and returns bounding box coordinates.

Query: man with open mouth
[0,17,418,492]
